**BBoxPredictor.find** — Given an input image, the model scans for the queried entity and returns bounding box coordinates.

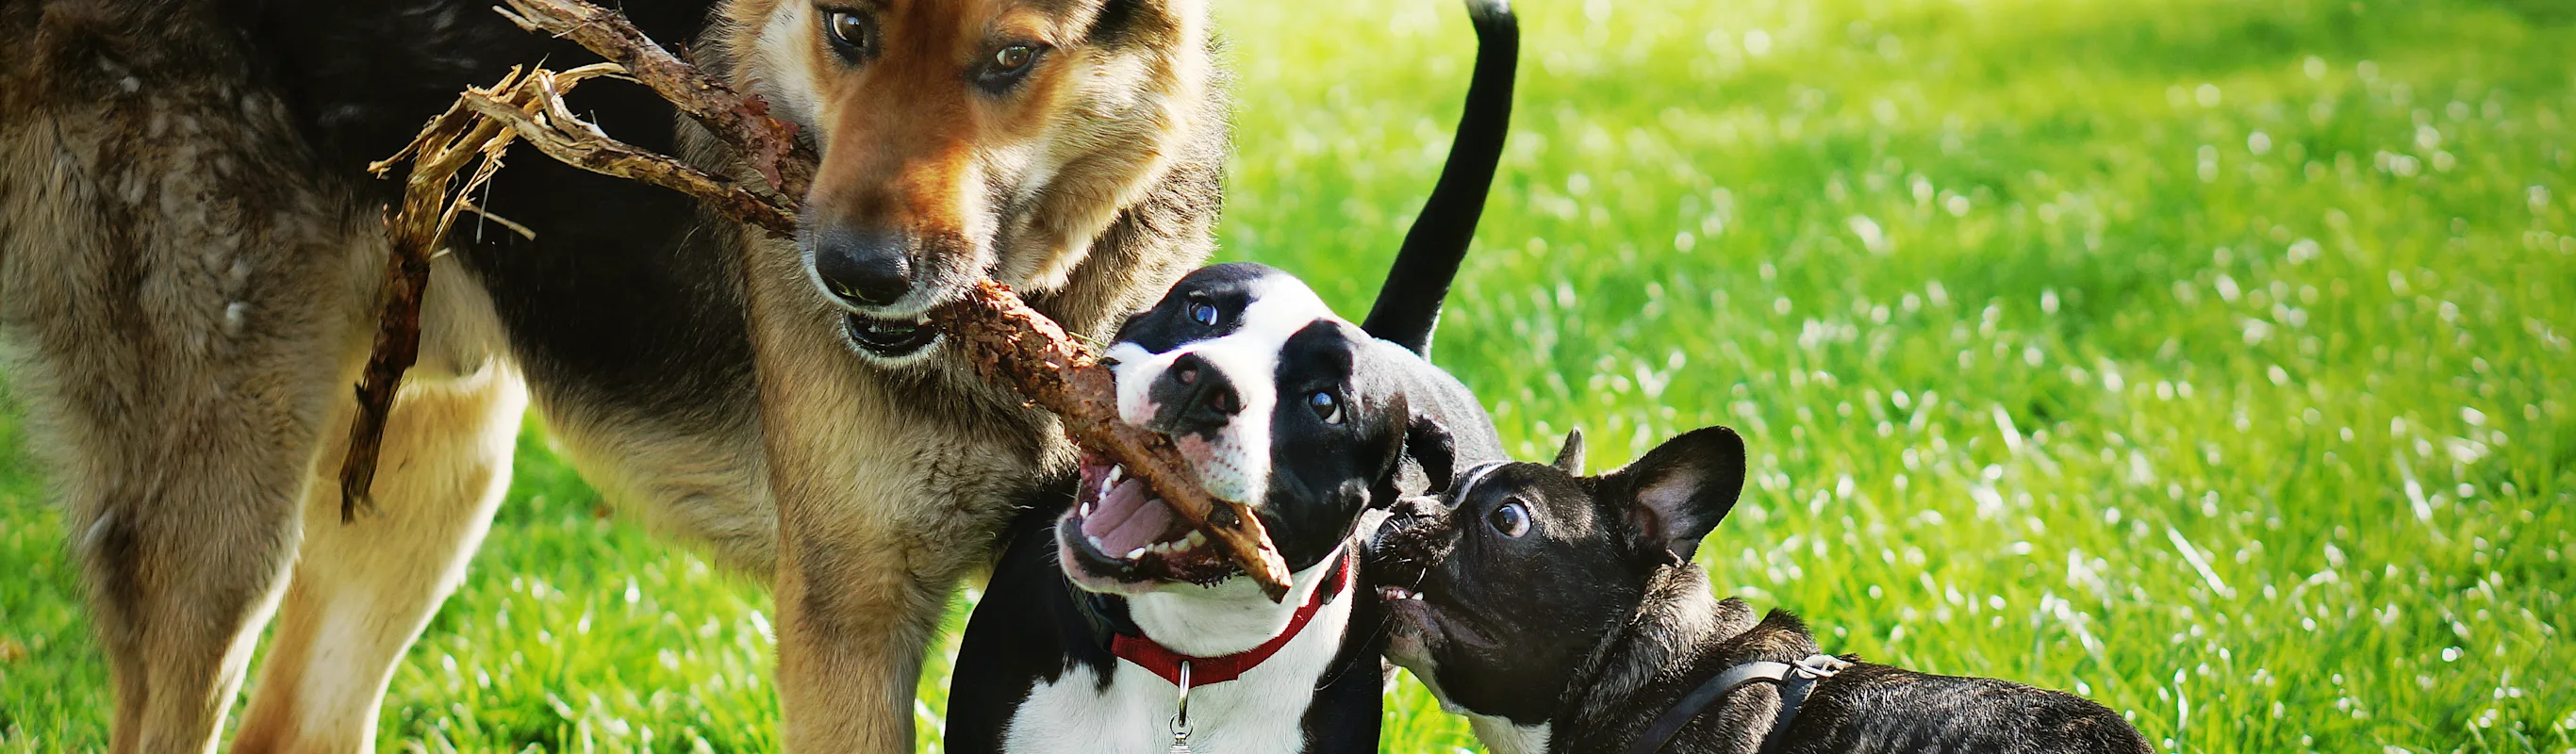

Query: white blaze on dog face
[1105,271,1335,508]
[1064,263,1438,603]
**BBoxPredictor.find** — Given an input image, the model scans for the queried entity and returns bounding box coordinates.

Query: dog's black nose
[1148,352,1242,435]
[1384,496,1446,527]
[811,227,914,307]
[1366,496,1449,571]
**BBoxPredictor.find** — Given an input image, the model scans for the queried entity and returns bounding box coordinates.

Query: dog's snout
[1367,496,1451,566]
[1148,352,1242,434]
[812,227,915,308]
[1385,496,1445,530]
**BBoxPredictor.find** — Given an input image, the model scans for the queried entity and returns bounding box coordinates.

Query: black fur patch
[1084,0,1144,48]
[944,476,1119,754]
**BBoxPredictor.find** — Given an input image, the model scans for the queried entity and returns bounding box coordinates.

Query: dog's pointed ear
[1551,429,1586,475]
[1405,412,1459,495]
[1599,426,1747,565]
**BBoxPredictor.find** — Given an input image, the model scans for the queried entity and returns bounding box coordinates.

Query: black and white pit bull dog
[1369,428,2154,754]
[943,2,1518,751]
[941,263,1509,752]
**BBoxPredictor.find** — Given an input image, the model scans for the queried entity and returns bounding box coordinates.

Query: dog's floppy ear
[1405,412,1459,495]
[1597,426,1747,565]
[1551,429,1586,475]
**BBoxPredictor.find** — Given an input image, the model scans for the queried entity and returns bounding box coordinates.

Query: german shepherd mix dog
[1368,430,2153,754]
[1,0,1221,751]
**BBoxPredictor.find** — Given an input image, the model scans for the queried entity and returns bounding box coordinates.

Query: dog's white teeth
[1124,547,1149,560]
[1080,500,1094,516]
[1105,465,1126,486]
[1181,531,1206,549]
[1088,535,1107,552]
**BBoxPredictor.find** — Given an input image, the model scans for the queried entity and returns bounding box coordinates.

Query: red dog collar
[1110,551,1355,688]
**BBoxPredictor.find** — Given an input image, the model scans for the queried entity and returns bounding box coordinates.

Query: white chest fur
[1468,715,1553,754]
[1000,591,1353,754]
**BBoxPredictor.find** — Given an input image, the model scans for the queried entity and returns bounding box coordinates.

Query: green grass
[5,0,2573,750]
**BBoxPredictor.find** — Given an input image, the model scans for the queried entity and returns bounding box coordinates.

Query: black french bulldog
[1369,428,2154,754]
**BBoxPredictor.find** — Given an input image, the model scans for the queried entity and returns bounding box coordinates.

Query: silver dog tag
[1168,661,1195,754]
[1168,707,1194,754]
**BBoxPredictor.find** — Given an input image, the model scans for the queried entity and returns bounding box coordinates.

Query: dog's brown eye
[825,11,872,56]
[993,45,1034,74]
[1488,501,1530,538]
[1307,391,1343,424]
[977,43,1044,91]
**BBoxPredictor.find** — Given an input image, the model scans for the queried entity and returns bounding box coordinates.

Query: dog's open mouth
[1057,453,1239,591]
[1376,581,1448,666]
[1365,516,1475,664]
[844,312,939,358]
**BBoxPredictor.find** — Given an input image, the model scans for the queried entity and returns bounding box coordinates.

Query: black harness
[1622,654,1853,754]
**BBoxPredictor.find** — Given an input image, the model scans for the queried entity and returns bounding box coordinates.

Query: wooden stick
[341,68,539,520]
[459,85,797,237]
[496,0,815,199]
[487,66,1292,595]
[934,282,1295,597]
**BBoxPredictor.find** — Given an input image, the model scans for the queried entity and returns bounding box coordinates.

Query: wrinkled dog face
[1368,427,1748,723]
[1057,263,1429,594]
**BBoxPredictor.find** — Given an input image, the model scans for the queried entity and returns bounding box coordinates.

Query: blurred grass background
[5,0,2574,750]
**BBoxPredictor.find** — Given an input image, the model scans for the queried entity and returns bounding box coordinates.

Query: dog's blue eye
[1307,391,1343,424]
[1489,501,1530,538]
[1187,301,1219,326]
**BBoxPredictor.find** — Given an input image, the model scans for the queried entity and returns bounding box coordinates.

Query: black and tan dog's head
[1055,262,1488,598]
[1368,426,1747,724]
[718,0,1214,358]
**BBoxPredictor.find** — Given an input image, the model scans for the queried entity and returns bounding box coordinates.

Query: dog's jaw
[1123,552,1348,657]
[1384,626,1557,754]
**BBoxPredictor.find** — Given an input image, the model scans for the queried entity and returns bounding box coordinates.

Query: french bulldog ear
[1551,429,1586,475]
[1600,426,1748,565]
[1406,412,1459,495]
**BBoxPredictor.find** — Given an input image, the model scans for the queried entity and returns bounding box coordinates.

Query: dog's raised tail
[1361,0,1517,357]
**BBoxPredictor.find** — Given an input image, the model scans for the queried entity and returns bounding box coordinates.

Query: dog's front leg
[744,224,1058,750]
[761,359,1032,752]
[773,516,948,752]
[744,291,928,751]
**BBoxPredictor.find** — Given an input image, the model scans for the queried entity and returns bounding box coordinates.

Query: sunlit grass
[4,0,2572,751]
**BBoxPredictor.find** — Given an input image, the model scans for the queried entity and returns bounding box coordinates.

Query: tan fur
[233,351,526,754]
[0,0,1224,750]
[694,0,1224,746]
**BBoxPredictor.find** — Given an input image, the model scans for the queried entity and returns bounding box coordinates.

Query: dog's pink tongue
[1082,478,1175,555]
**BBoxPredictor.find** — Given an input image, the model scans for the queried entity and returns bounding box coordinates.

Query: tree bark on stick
[496,0,815,199]
[342,69,536,520]
[933,283,1293,597]
[343,2,1294,596]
